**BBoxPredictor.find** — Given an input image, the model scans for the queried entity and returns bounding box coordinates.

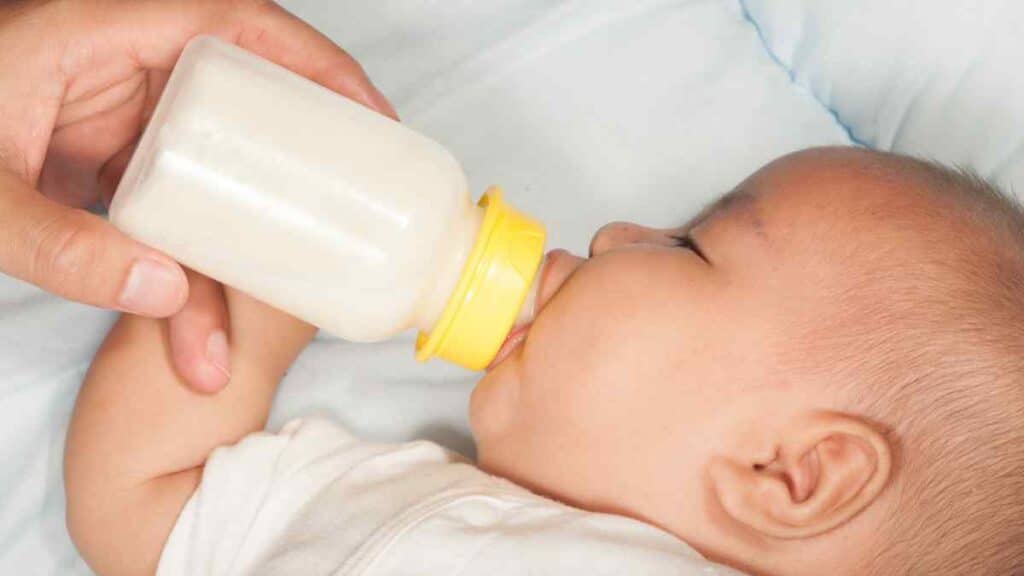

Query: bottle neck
[414,204,485,333]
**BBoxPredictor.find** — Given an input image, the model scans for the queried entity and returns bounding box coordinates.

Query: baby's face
[470,148,910,543]
[473,192,790,529]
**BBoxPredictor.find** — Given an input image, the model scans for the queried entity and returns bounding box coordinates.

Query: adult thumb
[0,167,187,316]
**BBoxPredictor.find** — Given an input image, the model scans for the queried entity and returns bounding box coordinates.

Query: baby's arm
[64,273,317,576]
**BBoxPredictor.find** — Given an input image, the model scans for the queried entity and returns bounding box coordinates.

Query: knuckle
[206,0,275,44]
[225,0,275,19]
[30,210,105,291]
[241,0,278,12]
[232,0,279,31]
[0,141,28,181]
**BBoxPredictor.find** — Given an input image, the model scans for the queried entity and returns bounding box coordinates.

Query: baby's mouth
[487,322,531,370]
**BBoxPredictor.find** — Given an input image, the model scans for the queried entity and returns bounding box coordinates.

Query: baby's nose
[589,222,664,256]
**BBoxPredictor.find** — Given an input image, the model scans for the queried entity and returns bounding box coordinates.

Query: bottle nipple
[513,256,544,326]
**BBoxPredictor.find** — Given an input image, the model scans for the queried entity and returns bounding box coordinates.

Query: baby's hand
[167,271,232,393]
[177,270,318,383]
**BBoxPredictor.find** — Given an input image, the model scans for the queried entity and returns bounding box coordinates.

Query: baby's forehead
[686,148,1024,307]
[692,153,859,236]
[731,149,975,248]
[706,152,1008,305]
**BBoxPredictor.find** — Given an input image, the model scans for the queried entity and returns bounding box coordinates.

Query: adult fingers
[168,269,231,394]
[230,1,398,118]
[0,167,187,316]
[86,0,396,118]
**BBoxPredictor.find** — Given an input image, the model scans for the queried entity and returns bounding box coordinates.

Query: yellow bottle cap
[415,187,546,370]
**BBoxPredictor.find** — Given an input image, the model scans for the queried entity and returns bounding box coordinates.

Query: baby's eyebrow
[682,186,760,233]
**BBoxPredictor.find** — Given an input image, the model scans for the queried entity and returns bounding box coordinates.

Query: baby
[64,147,1024,575]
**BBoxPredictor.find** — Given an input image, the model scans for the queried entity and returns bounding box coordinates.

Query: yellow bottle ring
[415,187,546,370]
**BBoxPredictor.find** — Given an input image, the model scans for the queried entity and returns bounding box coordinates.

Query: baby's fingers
[169,269,231,394]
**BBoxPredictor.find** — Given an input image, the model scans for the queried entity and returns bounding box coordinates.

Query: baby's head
[471,147,1024,575]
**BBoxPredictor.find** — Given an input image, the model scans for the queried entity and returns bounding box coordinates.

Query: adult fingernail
[367,82,398,119]
[118,257,187,316]
[206,330,231,379]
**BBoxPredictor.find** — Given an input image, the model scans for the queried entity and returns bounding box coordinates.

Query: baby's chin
[469,348,524,447]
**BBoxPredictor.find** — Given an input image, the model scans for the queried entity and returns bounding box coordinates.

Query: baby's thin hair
[791,151,1024,574]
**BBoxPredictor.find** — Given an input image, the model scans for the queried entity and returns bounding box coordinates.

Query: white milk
[111,36,545,369]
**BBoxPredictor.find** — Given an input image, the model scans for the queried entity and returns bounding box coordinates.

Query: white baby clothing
[158,418,744,575]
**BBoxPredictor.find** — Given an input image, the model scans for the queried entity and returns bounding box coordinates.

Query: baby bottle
[110,36,546,371]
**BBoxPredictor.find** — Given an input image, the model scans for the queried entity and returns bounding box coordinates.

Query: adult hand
[0,0,395,392]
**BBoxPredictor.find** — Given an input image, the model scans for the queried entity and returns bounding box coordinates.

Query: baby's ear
[707,413,892,539]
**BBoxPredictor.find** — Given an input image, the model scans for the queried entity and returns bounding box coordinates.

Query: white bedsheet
[2,1,1022,573]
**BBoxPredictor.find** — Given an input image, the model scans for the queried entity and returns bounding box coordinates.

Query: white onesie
[157,418,744,575]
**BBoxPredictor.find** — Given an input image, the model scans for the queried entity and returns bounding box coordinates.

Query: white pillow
[745,0,1024,193]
